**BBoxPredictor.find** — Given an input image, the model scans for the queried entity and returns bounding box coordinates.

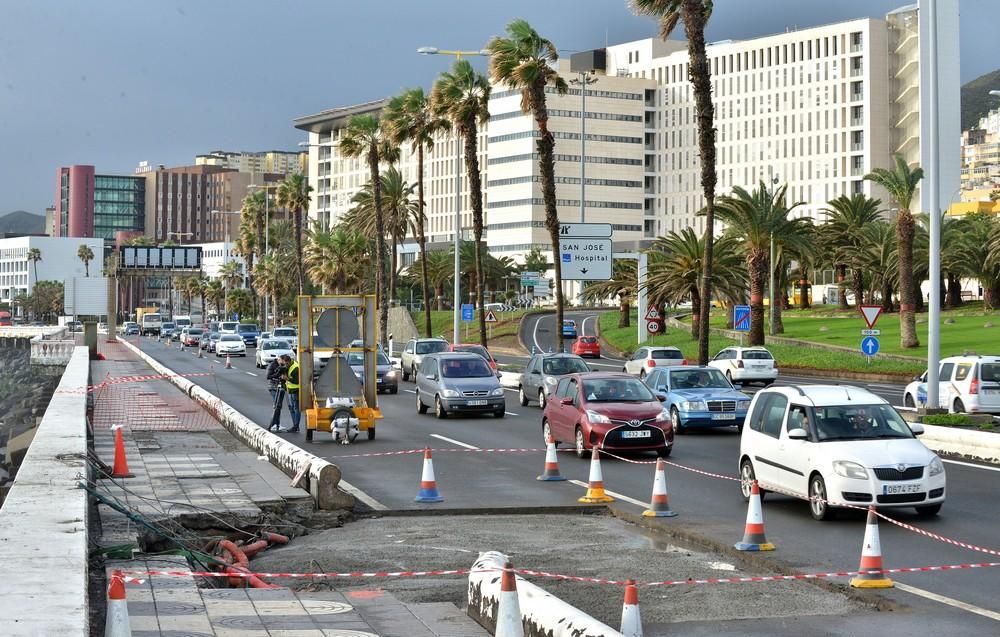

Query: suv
[623,346,686,378]
[236,323,260,346]
[904,354,1000,414]
[519,352,591,407]
[415,352,505,419]
[401,338,450,381]
[739,385,945,520]
[709,346,778,385]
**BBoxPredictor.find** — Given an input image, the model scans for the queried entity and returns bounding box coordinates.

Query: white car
[215,334,246,357]
[256,338,294,368]
[255,331,272,348]
[622,346,686,378]
[709,346,778,385]
[272,326,298,350]
[903,355,1000,414]
[739,385,945,520]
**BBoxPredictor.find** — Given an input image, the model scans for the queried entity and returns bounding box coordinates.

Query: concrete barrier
[468,551,622,637]
[920,424,1000,465]
[119,338,354,511]
[0,347,90,635]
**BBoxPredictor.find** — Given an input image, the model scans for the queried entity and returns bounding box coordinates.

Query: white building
[0,236,105,307]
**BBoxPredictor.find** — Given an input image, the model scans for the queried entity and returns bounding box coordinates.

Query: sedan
[123,323,140,336]
[543,372,674,458]
[205,332,222,353]
[255,331,272,348]
[571,335,601,358]
[216,334,246,357]
[644,366,750,433]
[346,349,399,394]
[256,338,294,368]
[182,328,204,347]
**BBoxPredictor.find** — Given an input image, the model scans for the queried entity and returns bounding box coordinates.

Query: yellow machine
[297,295,383,443]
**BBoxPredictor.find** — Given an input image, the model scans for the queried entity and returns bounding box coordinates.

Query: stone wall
[387,306,419,355]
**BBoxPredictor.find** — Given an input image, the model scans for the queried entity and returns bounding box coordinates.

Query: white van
[903,355,1000,414]
[219,321,238,334]
[141,313,163,336]
[174,315,192,329]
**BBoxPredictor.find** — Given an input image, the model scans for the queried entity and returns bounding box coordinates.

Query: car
[708,346,778,385]
[903,355,1000,414]
[346,349,399,394]
[255,338,294,368]
[562,320,578,339]
[401,338,451,381]
[97,322,108,334]
[160,322,175,338]
[236,323,259,346]
[272,326,298,350]
[572,335,601,358]
[623,346,686,378]
[255,331,272,348]
[542,372,674,458]
[643,366,751,433]
[519,353,591,407]
[198,332,212,349]
[738,385,945,521]
[182,327,204,347]
[66,321,83,333]
[452,344,498,372]
[216,334,246,356]
[169,327,183,341]
[206,332,222,353]
[218,321,238,334]
[415,352,506,419]
[123,322,140,336]
[207,321,220,333]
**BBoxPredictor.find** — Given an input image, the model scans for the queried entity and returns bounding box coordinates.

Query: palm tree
[432,59,491,346]
[409,249,454,311]
[178,275,196,313]
[253,255,290,327]
[962,213,1000,309]
[632,0,716,364]
[239,191,264,323]
[77,244,94,277]
[713,182,810,346]
[276,173,313,295]
[227,287,254,321]
[580,260,637,328]
[864,155,924,348]
[821,194,882,308]
[218,259,243,315]
[306,225,369,294]
[27,247,41,282]
[338,114,397,346]
[487,19,568,351]
[858,221,898,310]
[384,87,449,337]
[205,278,226,318]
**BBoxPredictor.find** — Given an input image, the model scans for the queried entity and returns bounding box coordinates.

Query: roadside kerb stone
[118,338,354,511]
[919,424,1000,465]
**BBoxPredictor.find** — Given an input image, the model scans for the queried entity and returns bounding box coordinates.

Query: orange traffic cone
[578,447,614,503]
[105,569,131,637]
[735,480,773,551]
[111,425,134,478]
[536,435,565,481]
[495,562,523,637]
[225,354,232,369]
[620,578,642,637]
[850,506,893,588]
[642,458,677,517]
[414,447,444,502]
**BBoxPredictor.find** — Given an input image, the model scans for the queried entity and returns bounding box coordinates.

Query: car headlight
[585,409,611,424]
[490,387,505,396]
[386,370,397,379]
[441,389,460,398]
[928,456,945,477]
[833,460,869,480]
[544,376,559,386]
[655,409,671,423]
[737,400,751,409]
[680,401,706,411]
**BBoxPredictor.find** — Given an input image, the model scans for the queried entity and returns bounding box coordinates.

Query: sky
[2,0,998,214]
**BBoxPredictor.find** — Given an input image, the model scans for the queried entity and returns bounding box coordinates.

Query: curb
[920,424,1000,465]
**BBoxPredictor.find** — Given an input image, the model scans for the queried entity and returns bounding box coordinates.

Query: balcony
[894,32,917,55]
[851,165,865,177]
[851,43,863,53]
[851,117,864,127]
[894,58,917,79]
[850,67,863,77]
[851,91,864,102]
[852,142,865,151]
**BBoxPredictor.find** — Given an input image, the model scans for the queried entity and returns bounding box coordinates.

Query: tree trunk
[985,281,1000,311]
[851,268,865,311]
[690,285,701,340]
[748,251,767,346]
[369,146,388,348]
[948,273,962,307]
[725,303,734,329]
[531,84,564,352]
[390,227,399,308]
[464,119,488,348]
[798,277,810,309]
[417,144,433,337]
[881,280,894,313]
[618,295,630,329]
[435,285,444,312]
[895,209,919,348]
[837,264,850,309]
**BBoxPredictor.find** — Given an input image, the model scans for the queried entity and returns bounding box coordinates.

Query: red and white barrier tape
[57,372,215,394]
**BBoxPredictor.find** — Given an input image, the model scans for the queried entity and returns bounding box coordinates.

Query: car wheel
[739,458,757,500]
[389,386,398,395]
[435,395,448,419]
[904,393,915,408]
[622,366,628,373]
[538,388,546,407]
[416,391,428,414]
[542,420,555,446]
[575,427,588,459]
[411,365,418,382]
[657,445,672,458]
[639,369,647,380]
[670,407,685,434]
[518,386,529,407]
[402,366,410,382]
[915,502,942,517]
[305,428,313,442]
[953,398,966,414]
[809,474,834,521]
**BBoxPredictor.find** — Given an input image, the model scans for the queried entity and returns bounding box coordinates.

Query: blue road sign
[734,305,751,332]
[861,336,880,356]
[461,304,474,322]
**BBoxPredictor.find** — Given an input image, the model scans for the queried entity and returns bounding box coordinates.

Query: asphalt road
[132,332,1000,632]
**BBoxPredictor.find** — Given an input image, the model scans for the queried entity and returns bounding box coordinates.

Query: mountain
[962,68,1000,131]
[0,210,46,235]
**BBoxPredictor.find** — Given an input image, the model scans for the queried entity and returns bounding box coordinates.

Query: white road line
[504,388,518,393]
[430,433,481,450]
[245,371,257,376]
[581,315,594,337]
[894,582,1000,622]
[568,479,649,509]
[505,411,519,417]
[532,314,546,353]
[404,389,417,394]
[337,477,388,511]
[942,458,1000,473]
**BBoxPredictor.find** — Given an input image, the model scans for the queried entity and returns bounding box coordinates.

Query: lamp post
[247,183,277,332]
[166,231,193,318]
[767,176,779,337]
[418,45,489,346]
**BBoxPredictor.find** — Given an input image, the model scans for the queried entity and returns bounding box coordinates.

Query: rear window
[981,363,1000,382]
[416,341,449,355]
[456,345,490,359]
[580,337,597,344]
[651,349,683,359]
[743,350,774,360]
[273,328,296,337]
[187,329,203,336]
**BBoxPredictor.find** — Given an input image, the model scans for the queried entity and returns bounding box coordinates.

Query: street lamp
[248,183,277,331]
[418,44,488,345]
[166,231,193,318]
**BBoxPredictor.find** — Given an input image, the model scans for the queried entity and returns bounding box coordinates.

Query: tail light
[970,377,979,395]
[681,359,688,366]
[738,360,745,368]
[648,360,656,367]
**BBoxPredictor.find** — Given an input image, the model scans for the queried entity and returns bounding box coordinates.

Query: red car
[452,344,498,371]
[571,336,601,358]
[542,372,674,459]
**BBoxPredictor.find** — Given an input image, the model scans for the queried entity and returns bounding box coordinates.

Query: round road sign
[646,320,662,334]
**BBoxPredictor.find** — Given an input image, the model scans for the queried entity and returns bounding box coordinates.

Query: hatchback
[415,352,505,419]
[216,334,246,356]
[182,327,204,347]
[623,346,686,378]
[562,320,578,339]
[519,353,591,407]
[903,355,1000,414]
[401,338,451,381]
[572,335,601,358]
[708,346,778,385]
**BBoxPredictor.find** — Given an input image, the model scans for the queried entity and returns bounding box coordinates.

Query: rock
[985,322,994,328]
[916,317,927,324]
[944,318,956,324]
[818,326,829,332]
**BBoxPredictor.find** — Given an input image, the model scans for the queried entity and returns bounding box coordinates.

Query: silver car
[518,353,591,407]
[401,338,450,381]
[415,352,506,419]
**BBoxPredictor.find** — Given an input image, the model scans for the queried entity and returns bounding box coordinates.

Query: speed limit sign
[646,320,662,334]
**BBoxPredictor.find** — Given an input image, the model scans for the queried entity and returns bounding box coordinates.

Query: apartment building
[195,150,307,176]
[0,236,104,306]
[960,108,1000,192]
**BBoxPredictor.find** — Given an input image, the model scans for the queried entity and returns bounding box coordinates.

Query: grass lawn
[410,309,528,343]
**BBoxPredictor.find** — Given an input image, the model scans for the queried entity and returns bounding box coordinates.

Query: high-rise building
[54,166,145,239]
[195,150,307,176]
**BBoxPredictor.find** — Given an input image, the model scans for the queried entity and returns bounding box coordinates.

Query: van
[219,321,238,334]
[903,355,1000,414]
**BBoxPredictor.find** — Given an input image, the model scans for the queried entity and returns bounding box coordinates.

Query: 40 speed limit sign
[646,320,663,334]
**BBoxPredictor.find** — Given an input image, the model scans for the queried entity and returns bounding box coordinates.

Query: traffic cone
[197,347,203,359]
[495,562,523,637]
[620,579,642,637]
[414,447,444,503]
[642,458,677,517]
[536,435,566,481]
[850,506,893,588]
[225,354,232,369]
[111,425,134,479]
[105,569,131,637]
[578,447,614,503]
[734,480,773,551]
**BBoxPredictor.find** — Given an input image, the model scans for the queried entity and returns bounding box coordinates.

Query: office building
[960,108,1000,193]
[54,166,145,239]
[195,150,308,176]
[0,236,104,306]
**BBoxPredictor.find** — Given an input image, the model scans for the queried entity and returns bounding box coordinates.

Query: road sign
[484,309,498,323]
[861,329,881,336]
[559,239,612,280]
[646,320,662,334]
[734,305,751,332]
[861,336,880,356]
[644,306,660,320]
[520,271,540,286]
[860,305,883,329]
[558,223,613,239]
[461,304,474,322]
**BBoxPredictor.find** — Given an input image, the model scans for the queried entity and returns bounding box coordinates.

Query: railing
[30,335,76,365]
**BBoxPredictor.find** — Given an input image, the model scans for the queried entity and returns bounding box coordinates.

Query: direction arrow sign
[646,320,662,334]
[484,309,498,323]
[558,223,613,239]
[861,336,880,356]
[644,306,660,320]
[559,239,612,280]
[734,305,751,332]
[461,304,474,322]
[860,305,883,329]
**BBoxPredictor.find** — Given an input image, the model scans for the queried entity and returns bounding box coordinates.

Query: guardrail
[0,347,90,635]
[30,334,76,365]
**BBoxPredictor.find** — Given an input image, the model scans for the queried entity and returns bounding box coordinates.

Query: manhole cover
[300,600,354,615]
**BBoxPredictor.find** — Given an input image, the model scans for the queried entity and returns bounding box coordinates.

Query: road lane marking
[532,314,546,353]
[568,479,649,508]
[404,389,417,394]
[505,411,519,417]
[430,434,480,450]
[942,458,1000,473]
[581,315,594,336]
[894,582,1000,622]
[337,478,388,511]
[245,371,257,376]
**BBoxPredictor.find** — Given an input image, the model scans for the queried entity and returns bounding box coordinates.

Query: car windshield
[542,357,590,375]
[651,349,683,359]
[273,328,296,337]
[210,333,220,339]
[347,351,391,366]
[563,320,575,327]
[187,329,203,336]
[416,341,449,355]
[220,322,236,330]
[812,404,914,441]
[221,335,241,342]
[440,357,493,378]
[583,378,656,402]
[981,363,1000,382]
[162,323,174,329]
[262,340,288,350]
[238,325,257,333]
[669,368,731,389]
[744,350,773,360]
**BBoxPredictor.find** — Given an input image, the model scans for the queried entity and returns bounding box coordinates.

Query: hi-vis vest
[286,362,300,391]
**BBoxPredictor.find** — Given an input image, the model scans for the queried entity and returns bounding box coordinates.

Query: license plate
[377,378,383,384]
[982,388,1000,395]
[621,430,651,438]
[712,413,736,420]
[883,483,921,495]
[467,400,487,406]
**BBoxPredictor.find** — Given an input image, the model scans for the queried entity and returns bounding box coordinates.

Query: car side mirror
[733,383,743,390]
[560,397,574,406]
[912,376,922,382]
[787,427,808,440]
[909,423,925,436]
[531,369,541,374]
[656,394,667,402]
